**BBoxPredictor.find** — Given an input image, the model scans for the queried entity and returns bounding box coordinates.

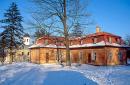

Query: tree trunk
[1,49,5,65]
[9,48,13,64]
[65,39,71,66]
[63,0,71,66]
[56,46,60,64]
[9,30,14,64]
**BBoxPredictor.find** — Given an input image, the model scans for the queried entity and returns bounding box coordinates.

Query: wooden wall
[30,48,40,64]
[105,47,127,65]
[30,47,127,65]
[70,47,106,65]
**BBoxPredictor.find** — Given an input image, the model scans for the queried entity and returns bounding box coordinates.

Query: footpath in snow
[0,62,130,85]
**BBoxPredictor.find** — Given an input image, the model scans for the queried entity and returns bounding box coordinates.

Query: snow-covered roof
[29,44,66,49]
[29,41,129,49]
[28,44,42,48]
[86,32,121,38]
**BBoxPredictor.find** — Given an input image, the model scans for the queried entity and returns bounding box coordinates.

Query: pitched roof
[24,33,30,37]
[86,32,121,38]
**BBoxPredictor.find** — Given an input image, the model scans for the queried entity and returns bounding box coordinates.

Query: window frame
[118,51,122,61]
[44,40,48,45]
[109,37,112,43]
[91,51,96,61]
[94,37,97,44]
[108,51,113,60]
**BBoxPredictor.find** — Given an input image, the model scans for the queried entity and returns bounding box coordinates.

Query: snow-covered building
[29,27,130,65]
[15,33,31,62]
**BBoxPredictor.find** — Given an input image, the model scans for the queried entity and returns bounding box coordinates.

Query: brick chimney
[96,26,101,33]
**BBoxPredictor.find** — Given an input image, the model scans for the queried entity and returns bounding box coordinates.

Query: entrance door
[88,53,91,63]
[46,53,49,63]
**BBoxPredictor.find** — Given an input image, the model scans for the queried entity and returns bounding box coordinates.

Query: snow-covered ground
[0,63,130,85]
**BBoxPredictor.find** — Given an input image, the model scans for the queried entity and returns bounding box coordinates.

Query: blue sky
[0,0,130,38]
[88,0,130,38]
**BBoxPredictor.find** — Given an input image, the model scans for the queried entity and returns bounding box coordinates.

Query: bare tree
[30,0,91,66]
[54,37,64,64]
[27,15,56,39]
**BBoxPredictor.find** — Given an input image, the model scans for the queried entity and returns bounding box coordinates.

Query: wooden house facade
[29,28,129,65]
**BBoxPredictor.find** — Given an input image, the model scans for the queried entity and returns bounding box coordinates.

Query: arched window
[27,39,29,42]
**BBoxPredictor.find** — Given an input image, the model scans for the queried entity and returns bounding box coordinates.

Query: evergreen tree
[0,36,6,65]
[0,2,24,63]
[72,22,83,37]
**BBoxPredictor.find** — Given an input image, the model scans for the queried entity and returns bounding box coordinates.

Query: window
[46,53,49,63]
[93,38,97,43]
[79,51,83,62]
[115,38,120,44]
[44,40,48,45]
[81,40,83,44]
[70,42,73,45]
[92,39,94,43]
[118,51,122,61]
[108,52,112,60]
[91,51,96,61]
[27,39,28,42]
[117,39,120,44]
[28,52,29,55]
[109,37,112,43]
[22,52,24,55]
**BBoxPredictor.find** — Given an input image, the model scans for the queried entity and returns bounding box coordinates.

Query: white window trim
[91,51,96,61]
